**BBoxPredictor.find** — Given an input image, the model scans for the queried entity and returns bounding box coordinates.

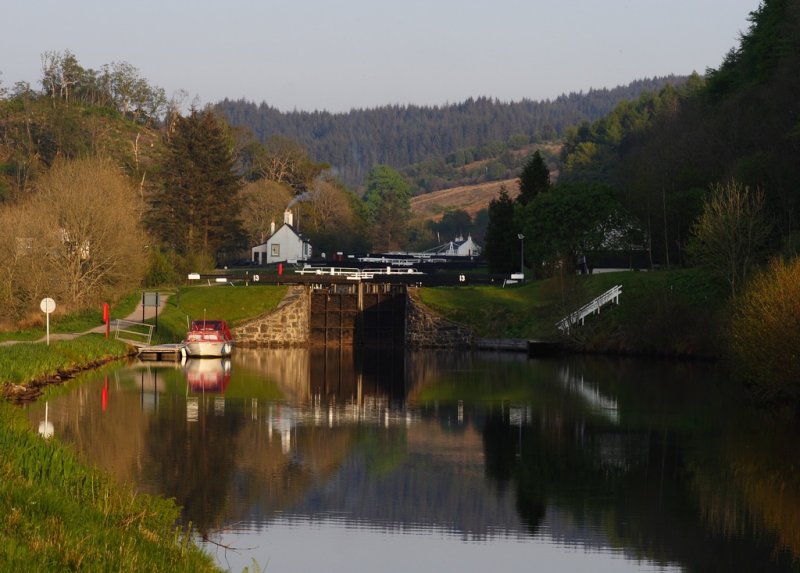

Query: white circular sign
[38,420,54,439]
[40,297,56,314]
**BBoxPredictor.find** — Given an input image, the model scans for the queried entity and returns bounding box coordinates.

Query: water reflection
[25,350,800,573]
[183,358,231,393]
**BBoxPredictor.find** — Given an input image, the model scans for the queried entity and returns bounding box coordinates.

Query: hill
[557,0,800,266]
[410,179,517,225]
[215,76,687,189]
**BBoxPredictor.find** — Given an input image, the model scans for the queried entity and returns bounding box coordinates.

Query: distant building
[426,234,481,257]
[251,210,312,265]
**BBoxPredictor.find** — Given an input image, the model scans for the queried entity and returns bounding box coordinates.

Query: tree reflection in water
[24,350,800,572]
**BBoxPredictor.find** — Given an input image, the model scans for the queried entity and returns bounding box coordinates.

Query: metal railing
[113,319,154,346]
[556,284,622,333]
[295,265,423,280]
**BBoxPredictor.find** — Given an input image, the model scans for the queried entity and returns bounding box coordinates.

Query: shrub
[729,257,800,401]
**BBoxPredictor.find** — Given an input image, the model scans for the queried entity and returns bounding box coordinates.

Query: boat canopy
[189,320,229,332]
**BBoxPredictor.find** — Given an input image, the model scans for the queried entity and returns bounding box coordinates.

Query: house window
[271,244,280,257]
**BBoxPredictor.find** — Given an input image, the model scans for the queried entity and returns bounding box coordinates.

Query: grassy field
[151,284,287,343]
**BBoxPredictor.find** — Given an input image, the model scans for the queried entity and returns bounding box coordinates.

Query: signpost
[40,297,56,346]
[142,292,160,330]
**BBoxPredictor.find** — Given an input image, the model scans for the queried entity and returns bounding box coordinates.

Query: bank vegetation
[0,400,219,572]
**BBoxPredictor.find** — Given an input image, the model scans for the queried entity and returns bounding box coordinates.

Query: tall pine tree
[483,185,519,273]
[517,150,550,206]
[151,108,244,263]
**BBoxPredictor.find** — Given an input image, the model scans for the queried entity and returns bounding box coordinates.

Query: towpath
[0,294,170,346]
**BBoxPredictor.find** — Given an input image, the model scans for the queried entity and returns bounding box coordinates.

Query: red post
[278,262,283,276]
[102,375,108,412]
[102,303,109,339]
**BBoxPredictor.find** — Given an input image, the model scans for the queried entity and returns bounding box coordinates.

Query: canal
[26,349,800,572]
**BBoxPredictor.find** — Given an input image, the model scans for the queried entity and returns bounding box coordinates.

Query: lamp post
[517,233,525,276]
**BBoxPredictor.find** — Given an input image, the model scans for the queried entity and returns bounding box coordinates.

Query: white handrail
[295,265,423,280]
[557,285,622,332]
[113,319,154,346]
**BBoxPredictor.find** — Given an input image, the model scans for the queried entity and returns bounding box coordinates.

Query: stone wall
[233,285,475,349]
[405,288,474,348]
[233,285,309,347]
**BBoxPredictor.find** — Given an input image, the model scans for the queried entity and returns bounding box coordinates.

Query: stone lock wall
[405,287,474,348]
[232,285,310,347]
[233,284,474,349]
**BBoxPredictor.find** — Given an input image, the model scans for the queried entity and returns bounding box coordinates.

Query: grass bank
[0,288,282,572]
[419,268,727,356]
[0,335,132,401]
[150,284,287,344]
[0,402,219,572]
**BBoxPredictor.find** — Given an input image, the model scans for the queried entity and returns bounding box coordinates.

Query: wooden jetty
[476,338,563,356]
[476,338,529,351]
[136,343,185,362]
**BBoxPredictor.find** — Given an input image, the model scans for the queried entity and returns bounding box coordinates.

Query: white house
[251,210,312,265]
[452,234,480,256]
[426,234,481,257]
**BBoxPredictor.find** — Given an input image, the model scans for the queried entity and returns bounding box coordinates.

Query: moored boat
[182,319,234,358]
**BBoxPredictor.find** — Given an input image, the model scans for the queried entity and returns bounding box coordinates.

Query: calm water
[27,348,800,573]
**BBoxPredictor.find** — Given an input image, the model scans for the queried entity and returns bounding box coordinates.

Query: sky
[2,0,762,113]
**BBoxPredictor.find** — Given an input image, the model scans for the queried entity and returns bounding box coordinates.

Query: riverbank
[418,268,727,358]
[0,335,133,402]
[0,400,219,571]
[0,296,223,571]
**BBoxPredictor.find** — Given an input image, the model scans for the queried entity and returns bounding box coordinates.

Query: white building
[251,210,312,265]
[425,234,481,257]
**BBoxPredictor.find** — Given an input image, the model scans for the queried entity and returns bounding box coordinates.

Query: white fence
[295,265,423,280]
[113,319,154,346]
[556,285,622,333]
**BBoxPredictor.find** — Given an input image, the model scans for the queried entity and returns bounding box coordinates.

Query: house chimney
[270,220,275,235]
[284,209,293,227]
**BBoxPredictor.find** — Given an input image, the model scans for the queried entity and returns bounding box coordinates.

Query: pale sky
[2,0,761,113]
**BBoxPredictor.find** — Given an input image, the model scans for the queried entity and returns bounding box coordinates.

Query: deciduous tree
[0,157,148,317]
[299,177,368,254]
[516,182,625,274]
[240,179,293,244]
[687,180,771,297]
[363,165,412,251]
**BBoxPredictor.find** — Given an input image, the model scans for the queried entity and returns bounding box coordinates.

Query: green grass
[0,292,142,342]
[0,335,131,386]
[418,281,555,338]
[151,284,288,344]
[0,402,219,572]
[418,268,727,344]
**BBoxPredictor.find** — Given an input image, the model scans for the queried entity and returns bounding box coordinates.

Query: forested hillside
[215,76,686,189]
[557,0,800,268]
